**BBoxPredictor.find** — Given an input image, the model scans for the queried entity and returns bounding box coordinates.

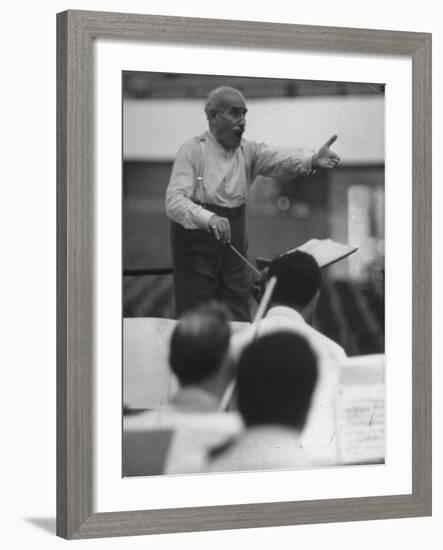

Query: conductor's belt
[194,201,245,219]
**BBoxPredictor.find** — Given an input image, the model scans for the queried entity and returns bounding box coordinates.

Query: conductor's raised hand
[209,214,231,244]
[312,134,341,169]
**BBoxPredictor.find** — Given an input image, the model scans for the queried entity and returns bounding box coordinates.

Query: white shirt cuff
[194,207,215,230]
[306,153,315,173]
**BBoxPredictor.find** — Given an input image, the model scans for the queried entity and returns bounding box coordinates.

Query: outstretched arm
[248,135,340,181]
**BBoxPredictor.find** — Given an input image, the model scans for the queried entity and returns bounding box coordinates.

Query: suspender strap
[193,138,206,202]
[198,138,206,181]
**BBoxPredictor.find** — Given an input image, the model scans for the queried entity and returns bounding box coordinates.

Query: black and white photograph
[122,72,386,477]
[1,0,438,544]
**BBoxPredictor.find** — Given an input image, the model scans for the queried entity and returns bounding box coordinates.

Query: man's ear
[303,290,320,323]
[311,289,320,310]
[309,290,320,315]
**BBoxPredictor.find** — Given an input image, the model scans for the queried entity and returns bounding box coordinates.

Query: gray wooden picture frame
[56,9,432,539]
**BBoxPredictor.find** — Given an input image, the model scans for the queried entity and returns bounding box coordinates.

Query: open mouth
[233,128,244,138]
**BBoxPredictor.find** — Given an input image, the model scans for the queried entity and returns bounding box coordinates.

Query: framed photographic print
[121,70,386,477]
[57,10,431,539]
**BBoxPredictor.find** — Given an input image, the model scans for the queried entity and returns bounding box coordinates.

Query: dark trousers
[170,206,251,322]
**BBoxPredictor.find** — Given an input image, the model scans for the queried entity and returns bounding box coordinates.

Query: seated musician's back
[123,303,242,476]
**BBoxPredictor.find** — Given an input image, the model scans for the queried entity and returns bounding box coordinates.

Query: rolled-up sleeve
[165,142,214,230]
[248,141,315,181]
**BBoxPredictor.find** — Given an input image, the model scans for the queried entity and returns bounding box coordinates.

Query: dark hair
[268,250,321,310]
[169,303,231,386]
[237,331,318,431]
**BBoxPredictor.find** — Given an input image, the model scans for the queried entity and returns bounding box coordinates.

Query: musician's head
[237,331,318,431]
[267,250,321,320]
[169,302,232,393]
[205,87,247,151]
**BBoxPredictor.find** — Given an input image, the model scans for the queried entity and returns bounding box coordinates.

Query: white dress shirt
[204,425,320,473]
[165,131,314,230]
[230,306,347,465]
[124,387,243,475]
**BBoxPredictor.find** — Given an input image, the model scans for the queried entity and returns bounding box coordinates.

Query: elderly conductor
[165,86,340,321]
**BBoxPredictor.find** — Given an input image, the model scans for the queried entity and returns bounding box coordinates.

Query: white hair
[204,86,246,118]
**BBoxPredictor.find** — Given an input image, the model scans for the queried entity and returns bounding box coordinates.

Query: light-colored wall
[124,95,384,163]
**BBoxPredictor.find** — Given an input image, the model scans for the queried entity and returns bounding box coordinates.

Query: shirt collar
[266,305,306,325]
[230,425,304,454]
[204,130,244,154]
[171,386,220,413]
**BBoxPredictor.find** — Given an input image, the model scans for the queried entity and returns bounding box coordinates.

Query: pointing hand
[312,134,341,169]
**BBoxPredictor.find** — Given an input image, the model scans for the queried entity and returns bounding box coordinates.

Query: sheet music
[296,238,357,268]
[336,383,385,464]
